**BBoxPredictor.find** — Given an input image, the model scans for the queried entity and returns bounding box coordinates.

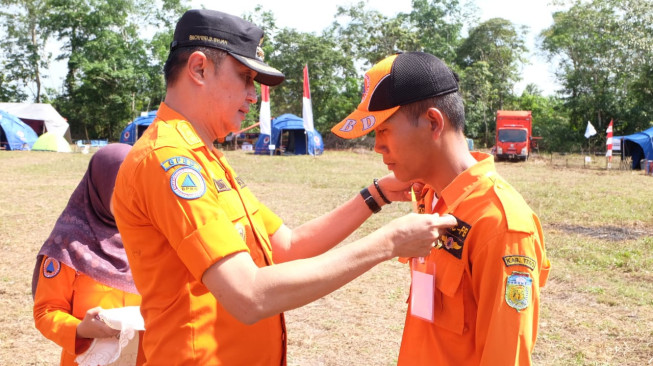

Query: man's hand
[76,307,120,339]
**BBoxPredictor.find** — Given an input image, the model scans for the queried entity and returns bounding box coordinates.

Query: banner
[605,119,613,160]
[302,64,315,132]
[259,85,271,136]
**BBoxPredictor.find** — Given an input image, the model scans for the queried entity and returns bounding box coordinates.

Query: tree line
[1,0,651,153]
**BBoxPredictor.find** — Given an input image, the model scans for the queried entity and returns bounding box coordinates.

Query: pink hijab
[32,143,138,297]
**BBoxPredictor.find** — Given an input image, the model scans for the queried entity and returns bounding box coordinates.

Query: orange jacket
[113,103,286,365]
[33,256,143,366]
[398,152,551,365]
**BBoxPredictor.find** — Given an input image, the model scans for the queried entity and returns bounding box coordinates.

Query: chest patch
[170,167,206,199]
[505,271,532,312]
[437,216,471,259]
[213,178,231,192]
[43,257,61,278]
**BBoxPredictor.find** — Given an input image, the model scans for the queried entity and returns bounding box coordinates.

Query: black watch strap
[360,187,381,213]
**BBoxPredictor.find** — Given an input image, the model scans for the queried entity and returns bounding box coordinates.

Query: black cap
[332,52,459,139]
[170,9,285,86]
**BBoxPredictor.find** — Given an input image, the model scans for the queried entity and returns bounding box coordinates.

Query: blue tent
[254,114,323,156]
[622,127,653,169]
[0,110,38,150]
[119,110,157,145]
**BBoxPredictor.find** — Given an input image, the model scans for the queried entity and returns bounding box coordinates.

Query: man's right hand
[381,213,457,258]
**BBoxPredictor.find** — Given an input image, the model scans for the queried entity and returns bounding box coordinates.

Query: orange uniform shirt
[113,103,285,366]
[33,256,143,366]
[398,152,551,365]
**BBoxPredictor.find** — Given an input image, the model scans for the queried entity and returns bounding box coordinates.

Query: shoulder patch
[503,255,536,271]
[170,167,206,199]
[437,216,471,259]
[505,271,532,312]
[43,258,61,278]
[161,156,201,172]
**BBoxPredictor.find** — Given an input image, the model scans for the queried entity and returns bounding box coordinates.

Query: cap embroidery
[188,34,228,46]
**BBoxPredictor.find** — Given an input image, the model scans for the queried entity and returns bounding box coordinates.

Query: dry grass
[1,149,652,365]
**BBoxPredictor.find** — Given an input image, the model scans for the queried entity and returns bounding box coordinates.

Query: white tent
[0,103,71,142]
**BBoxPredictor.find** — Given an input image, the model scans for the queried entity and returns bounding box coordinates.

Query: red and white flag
[605,119,613,161]
[302,64,315,132]
[259,85,271,136]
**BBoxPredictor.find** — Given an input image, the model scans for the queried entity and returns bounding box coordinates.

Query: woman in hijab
[32,143,143,366]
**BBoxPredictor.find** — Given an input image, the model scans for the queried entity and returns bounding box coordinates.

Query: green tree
[457,18,528,111]
[0,0,50,102]
[459,61,494,146]
[540,0,653,146]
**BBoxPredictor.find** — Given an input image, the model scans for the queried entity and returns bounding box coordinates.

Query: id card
[410,257,436,322]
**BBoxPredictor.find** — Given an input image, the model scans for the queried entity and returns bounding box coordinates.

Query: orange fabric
[33,256,143,366]
[398,152,551,366]
[113,102,285,366]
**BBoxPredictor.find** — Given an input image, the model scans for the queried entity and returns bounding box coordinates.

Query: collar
[156,102,206,149]
[432,152,496,214]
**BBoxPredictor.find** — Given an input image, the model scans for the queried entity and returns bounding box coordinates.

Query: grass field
[1,149,652,365]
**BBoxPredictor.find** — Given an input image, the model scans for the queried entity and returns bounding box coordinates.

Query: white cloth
[75,306,144,366]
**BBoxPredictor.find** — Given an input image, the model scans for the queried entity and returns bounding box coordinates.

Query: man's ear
[426,107,445,140]
[187,51,208,86]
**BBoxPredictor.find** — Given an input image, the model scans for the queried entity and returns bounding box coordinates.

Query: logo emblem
[505,272,532,312]
[43,258,61,278]
[170,167,206,199]
[436,216,470,259]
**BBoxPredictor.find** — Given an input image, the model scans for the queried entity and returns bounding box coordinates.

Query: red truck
[494,110,537,161]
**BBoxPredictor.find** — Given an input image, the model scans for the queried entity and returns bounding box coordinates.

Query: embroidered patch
[235,176,247,188]
[161,156,201,172]
[170,167,206,199]
[503,255,536,271]
[43,258,61,278]
[213,178,231,192]
[505,272,532,312]
[436,216,471,259]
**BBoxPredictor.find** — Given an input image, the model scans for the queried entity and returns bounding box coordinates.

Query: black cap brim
[230,53,285,86]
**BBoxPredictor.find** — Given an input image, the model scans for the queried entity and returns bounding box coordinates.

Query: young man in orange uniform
[332,52,551,365]
[112,10,457,365]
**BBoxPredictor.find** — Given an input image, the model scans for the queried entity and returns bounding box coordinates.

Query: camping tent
[32,132,72,152]
[254,114,323,156]
[0,110,38,150]
[119,110,157,145]
[621,127,653,169]
[0,103,71,142]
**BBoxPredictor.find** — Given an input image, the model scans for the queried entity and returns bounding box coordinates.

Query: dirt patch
[546,223,653,241]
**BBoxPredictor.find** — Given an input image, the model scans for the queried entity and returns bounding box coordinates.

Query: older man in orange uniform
[112,10,457,365]
[332,52,551,365]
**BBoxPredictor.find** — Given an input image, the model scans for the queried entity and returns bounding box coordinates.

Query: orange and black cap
[332,52,459,139]
[170,9,285,86]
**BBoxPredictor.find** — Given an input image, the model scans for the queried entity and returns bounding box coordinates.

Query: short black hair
[163,47,228,87]
[400,92,465,132]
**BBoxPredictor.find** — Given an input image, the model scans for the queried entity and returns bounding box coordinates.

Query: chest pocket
[433,252,466,335]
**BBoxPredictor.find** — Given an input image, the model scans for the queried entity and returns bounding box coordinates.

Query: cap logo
[256,47,265,61]
[188,34,228,46]
[338,116,376,133]
[361,74,370,104]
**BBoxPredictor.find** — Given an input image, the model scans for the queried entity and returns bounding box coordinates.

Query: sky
[194,0,568,96]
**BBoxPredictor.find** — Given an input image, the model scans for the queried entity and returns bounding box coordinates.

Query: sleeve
[132,148,251,281]
[33,257,92,356]
[470,227,548,366]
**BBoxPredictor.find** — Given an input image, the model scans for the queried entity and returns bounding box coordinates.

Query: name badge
[410,258,436,322]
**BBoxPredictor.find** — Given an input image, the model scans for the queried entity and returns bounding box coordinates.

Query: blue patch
[160,156,202,172]
[43,257,61,278]
[170,167,206,199]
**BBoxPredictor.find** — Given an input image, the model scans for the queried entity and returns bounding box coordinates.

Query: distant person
[331,52,552,365]
[32,143,144,366]
[112,9,457,365]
